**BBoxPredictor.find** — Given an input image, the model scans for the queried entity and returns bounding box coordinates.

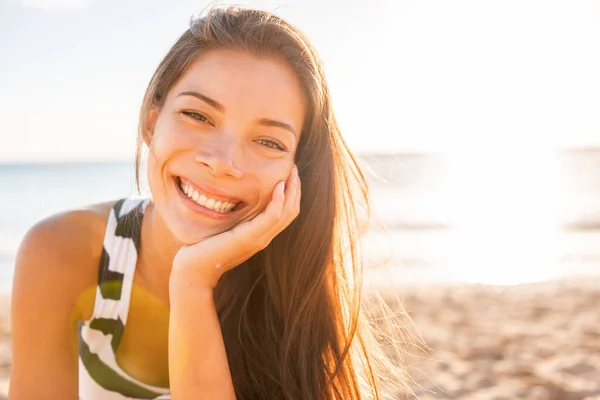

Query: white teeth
[179,180,238,213]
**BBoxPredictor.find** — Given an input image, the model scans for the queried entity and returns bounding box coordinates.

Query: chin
[167,210,233,245]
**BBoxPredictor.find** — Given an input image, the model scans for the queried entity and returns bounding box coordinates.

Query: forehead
[170,49,305,126]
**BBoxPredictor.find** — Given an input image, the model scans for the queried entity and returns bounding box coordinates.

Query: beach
[1,157,600,398]
[0,294,10,399]
[381,277,600,400]
[0,279,598,399]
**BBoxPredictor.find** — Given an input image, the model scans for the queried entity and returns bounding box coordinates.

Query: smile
[176,177,243,214]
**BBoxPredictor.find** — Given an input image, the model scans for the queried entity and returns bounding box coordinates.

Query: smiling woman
[9,5,413,400]
[143,49,305,243]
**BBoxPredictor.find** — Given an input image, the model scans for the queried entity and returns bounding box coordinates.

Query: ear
[143,108,159,147]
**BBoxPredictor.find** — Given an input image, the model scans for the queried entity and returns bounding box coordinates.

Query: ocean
[2,150,600,292]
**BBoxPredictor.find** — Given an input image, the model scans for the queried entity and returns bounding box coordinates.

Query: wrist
[169,268,216,296]
[169,282,215,306]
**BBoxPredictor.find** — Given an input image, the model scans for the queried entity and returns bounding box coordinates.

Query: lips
[174,176,245,214]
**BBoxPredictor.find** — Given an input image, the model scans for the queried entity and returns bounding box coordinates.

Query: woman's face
[145,48,305,244]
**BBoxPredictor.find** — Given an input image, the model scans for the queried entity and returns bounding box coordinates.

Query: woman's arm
[10,212,101,399]
[168,277,236,400]
[166,167,300,399]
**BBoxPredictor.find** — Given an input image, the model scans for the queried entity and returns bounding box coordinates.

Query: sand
[0,294,10,400]
[380,277,600,400]
[0,278,598,399]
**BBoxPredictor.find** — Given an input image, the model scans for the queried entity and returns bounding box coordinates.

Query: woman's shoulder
[20,199,118,258]
[13,199,123,319]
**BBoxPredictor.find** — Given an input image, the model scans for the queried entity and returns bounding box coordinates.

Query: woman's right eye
[181,110,212,125]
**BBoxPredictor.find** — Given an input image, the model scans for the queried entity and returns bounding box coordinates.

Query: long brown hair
[136,5,415,399]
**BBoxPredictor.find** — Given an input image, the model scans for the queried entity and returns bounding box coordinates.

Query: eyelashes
[181,110,212,125]
[180,110,288,152]
[255,139,285,151]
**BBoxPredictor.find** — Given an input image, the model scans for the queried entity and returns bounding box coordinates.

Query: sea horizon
[2,146,600,165]
[2,149,600,291]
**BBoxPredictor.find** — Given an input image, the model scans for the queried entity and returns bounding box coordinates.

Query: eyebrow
[256,118,297,138]
[177,91,225,112]
[177,90,298,138]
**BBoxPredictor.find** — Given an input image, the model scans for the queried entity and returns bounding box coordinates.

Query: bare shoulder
[13,200,119,319]
[9,201,122,398]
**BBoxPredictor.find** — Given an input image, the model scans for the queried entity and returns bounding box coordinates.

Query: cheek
[146,155,167,200]
[145,122,185,197]
[146,120,196,179]
[150,121,184,160]
[152,110,201,151]
[252,161,293,203]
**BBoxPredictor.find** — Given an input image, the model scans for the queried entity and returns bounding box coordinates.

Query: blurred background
[1,1,600,399]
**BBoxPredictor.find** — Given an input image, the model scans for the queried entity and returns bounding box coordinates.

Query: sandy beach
[0,278,598,399]
[0,294,10,400]
[381,277,600,400]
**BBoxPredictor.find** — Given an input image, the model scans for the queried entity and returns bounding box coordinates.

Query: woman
[10,6,411,400]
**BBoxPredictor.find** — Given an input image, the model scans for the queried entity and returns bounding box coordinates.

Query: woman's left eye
[181,111,212,125]
[256,139,285,151]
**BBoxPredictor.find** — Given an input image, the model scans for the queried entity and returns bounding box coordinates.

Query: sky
[0,0,599,162]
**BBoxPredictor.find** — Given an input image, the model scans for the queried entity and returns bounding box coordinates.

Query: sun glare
[444,147,563,285]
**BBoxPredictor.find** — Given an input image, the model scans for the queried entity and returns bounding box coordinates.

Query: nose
[193,135,244,179]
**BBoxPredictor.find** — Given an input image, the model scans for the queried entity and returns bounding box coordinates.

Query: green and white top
[78,198,170,399]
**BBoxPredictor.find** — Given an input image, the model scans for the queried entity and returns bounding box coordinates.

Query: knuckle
[258,237,272,250]
[268,208,283,220]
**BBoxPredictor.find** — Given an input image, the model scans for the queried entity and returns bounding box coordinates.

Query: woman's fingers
[265,179,287,219]
[280,165,300,227]
[174,165,302,282]
[258,165,301,237]
[277,166,298,215]
[229,180,286,250]
[233,166,300,253]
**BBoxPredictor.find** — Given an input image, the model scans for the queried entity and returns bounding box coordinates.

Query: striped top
[78,198,171,399]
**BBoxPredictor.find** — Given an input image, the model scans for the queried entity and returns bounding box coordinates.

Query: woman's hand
[170,165,301,290]
[165,167,299,399]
